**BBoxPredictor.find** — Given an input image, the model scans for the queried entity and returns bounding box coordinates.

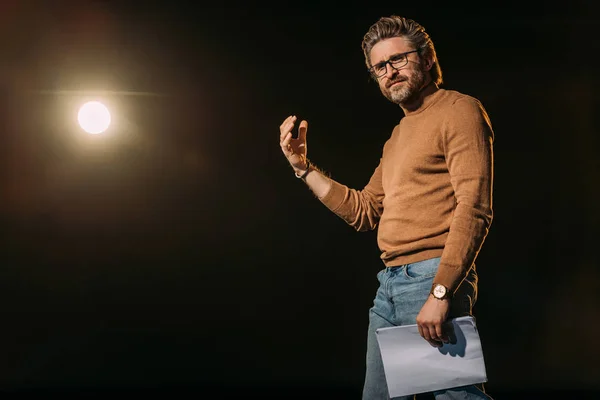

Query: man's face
[369,37,428,105]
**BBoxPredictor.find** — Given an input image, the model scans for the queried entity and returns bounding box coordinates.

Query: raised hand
[279,115,309,172]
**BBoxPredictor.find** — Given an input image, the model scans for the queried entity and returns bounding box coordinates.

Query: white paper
[375,316,488,398]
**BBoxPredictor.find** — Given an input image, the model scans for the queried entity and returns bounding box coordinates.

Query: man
[278,15,494,400]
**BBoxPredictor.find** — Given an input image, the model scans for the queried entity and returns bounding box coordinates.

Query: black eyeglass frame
[368,49,421,78]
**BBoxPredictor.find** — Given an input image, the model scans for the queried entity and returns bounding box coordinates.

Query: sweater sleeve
[435,96,494,292]
[318,160,385,232]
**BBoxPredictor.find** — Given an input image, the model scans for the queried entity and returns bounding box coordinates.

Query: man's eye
[374,63,386,72]
[390,55,406,64]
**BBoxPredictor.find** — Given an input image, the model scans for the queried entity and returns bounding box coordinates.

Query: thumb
[298,120,308,142]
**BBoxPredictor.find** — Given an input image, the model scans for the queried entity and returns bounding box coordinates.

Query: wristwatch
[430,283,450,300]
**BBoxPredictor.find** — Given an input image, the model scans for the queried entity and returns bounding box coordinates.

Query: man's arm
[315,161,385,232]
[416,96,494,345]
[279,115,385,231]
[435,96,494,292]
[291,162,332,199]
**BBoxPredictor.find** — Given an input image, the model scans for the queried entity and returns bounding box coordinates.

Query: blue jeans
[362,257,492,400]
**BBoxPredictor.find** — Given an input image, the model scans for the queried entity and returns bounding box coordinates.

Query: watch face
[433,284,447,298]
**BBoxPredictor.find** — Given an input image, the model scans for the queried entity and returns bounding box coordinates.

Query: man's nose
[384,63,397,79]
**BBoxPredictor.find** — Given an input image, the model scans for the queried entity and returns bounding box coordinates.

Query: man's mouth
[388,78,407,88]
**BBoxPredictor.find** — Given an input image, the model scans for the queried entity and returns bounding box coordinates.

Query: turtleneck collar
[400,80,442,116]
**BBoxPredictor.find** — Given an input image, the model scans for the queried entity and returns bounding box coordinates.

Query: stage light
[77,101,111,134]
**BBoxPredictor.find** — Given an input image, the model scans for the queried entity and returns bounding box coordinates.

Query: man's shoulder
[438,89,483,108]
[439,89,494,131]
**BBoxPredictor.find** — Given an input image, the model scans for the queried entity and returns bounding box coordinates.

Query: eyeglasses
[368,49,420,78]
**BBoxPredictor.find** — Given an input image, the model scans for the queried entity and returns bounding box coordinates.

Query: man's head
[362,16,442,105]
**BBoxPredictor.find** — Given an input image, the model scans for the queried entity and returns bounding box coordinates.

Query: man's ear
[423,56,435,72]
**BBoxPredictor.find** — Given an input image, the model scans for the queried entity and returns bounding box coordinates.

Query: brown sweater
[319,85,494,293]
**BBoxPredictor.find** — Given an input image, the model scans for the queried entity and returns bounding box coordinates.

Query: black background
[0,1,598,398]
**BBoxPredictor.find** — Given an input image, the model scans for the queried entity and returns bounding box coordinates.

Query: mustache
[386,76,408,88]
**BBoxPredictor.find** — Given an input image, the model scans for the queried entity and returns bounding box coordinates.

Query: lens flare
[78,101,111,134]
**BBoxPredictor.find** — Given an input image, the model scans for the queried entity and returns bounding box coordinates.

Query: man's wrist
[429,293,450,302]
[430,283,452,300]
[294,160,311,179]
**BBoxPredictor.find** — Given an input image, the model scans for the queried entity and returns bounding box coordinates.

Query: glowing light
[77,101,111,134]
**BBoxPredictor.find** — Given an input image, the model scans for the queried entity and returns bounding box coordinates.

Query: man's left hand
[416,295,450,347]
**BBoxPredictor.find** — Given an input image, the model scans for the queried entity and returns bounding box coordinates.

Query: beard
[381,65,426,105]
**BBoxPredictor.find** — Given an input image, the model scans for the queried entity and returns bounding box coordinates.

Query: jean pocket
[402,258,439,281]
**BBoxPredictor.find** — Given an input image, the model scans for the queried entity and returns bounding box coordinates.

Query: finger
[422,324,435,341]
[279,116,292,135]
[279,121,291,141]
[281,134,295,157]
[428,324,440,342]
[420,324,431,341]
[298,120,308,142]
[286,115,297,129]
[281,132,292,149]
[280,118,296,141]
[434,323,445,343]
[279,115,294,130]
[426,325,443,347]
[420,324,440,347]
